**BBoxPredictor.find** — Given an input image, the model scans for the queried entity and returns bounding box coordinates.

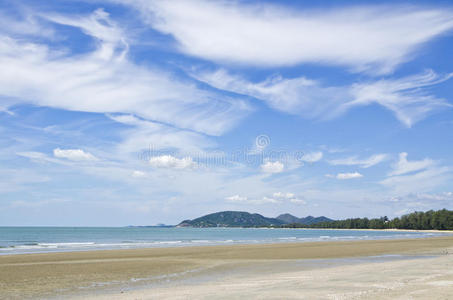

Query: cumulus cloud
[127,0,453,73]
[149,155,197,169]
[329,154,387,168]
[194,69,452,127]
[53,148,97,161]
[336,172,363,179]
[261,161,284,173]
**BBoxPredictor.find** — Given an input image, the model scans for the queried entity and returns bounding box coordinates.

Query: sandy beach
[1,236,453,299]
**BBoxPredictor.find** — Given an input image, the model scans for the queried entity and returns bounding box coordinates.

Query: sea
[0,226,448,255]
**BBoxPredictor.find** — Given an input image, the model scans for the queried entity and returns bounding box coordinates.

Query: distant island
[178,209,453,230]
[177,211,333,227]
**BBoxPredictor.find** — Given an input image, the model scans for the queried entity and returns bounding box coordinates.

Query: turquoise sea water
[0,227,448,255]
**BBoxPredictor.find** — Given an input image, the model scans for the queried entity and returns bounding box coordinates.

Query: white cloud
[389,152,435,176]
[10,198,70,208]
[193,69,348,120]
[108,114,214,155]
[149,155,197,169]
[225,195,248,202]
[289,198,307,204]
[301,151,323,163]
[17,151,54,162]
[404,192,453,202]
[381,167,450,194]
[131,170,146,178]
[381,153,450,193]
[43,8,128,61]
[273,192,295,199]
[53,148,97,161]
[261,161,284,173]
[0,10,55,38]
[336,172,363,179]
[0,9,250,136]
[329,154,387,168]
[225,195,279,205]
[225,192,305,205]
[194,69,452,127]
[17,151,77,166]
[128,0,453,73]
[347,70,453,127]
[273,192,306,204]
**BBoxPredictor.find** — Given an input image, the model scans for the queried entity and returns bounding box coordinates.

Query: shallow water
[0,226,449,255]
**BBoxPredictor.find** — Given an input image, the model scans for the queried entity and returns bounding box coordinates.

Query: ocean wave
[0,228,449,255]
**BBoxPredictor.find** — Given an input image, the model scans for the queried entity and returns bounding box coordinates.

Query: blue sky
[1,0,453,226]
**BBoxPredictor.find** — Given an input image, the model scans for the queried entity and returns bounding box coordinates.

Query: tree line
[282,209,453,230]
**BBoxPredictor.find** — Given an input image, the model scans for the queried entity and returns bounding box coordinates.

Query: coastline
[287,227,453,233]
[1,236,453,299]
[2,227,449,256]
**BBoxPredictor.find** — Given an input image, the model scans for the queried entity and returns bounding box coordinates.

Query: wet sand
[1,236,453,299]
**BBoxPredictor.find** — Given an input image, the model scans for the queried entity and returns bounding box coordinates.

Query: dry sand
[1,236,453,299]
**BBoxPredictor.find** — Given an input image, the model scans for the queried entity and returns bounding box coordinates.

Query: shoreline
[288,227,453,233]
[1,236,453,299]
[2,227,451,257]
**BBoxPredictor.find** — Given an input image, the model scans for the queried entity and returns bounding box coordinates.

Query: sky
[1,0,453,226]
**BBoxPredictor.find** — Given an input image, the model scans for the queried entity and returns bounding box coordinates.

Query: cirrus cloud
[127,0,453,73]
[193,69,452,127]
[0,9,250,137]
[329,154,387,168]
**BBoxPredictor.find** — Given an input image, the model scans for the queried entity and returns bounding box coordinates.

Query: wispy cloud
[192,69,348,120]
[389,152,435,176]
[329,154,387,168]
[381,152,450,193]
[301,151,323,163]
[108,114,214,155]
[225,195,279,205]
[127,0,453,73]
[0,9,250,136]
[194,69,452,127]
[225,191,304,205]
[336,172,363,180]
[347,70,453,127]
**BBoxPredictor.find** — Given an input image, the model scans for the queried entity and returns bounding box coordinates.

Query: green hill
[178,211,285,227]
[276,213,333,225]
[177,211,333,227]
